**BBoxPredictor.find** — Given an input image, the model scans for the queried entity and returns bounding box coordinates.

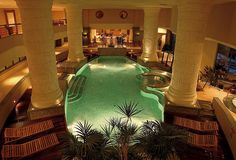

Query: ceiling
[0,0,236,10]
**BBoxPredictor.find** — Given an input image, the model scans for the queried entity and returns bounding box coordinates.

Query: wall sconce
[136,32,140,36]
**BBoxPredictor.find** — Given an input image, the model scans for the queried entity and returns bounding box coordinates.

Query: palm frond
[115,101,143,121]
[101,124,114,139]
[107,117,122,128]
[136,121,188,160]
[60,132,83,160]
[74,120,94,141]
[142,120,161,135]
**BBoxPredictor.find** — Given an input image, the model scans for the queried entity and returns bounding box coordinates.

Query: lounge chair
[188,133,218,147]
[1,133,59,159]
[173,116,218,133]
[4,120,54,143]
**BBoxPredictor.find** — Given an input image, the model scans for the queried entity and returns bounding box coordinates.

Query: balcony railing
[0,24,23,38]
[53,19,67,26]
[0,19,67,39]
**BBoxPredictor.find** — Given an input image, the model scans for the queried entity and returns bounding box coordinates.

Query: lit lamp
[143,57,149,62]
[82,32,88,38]
[158,28,167,34]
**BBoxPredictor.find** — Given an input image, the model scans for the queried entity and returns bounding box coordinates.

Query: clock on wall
[95,10,104,19]
[120,10,128,19]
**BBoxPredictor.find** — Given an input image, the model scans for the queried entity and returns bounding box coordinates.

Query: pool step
[67,75,86,102]
[68,77,82,97]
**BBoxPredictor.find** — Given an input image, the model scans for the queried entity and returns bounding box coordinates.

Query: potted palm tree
[101,101,142,160]
[61,101,188,160]
[135,120,188,160]
[61,121,109,160]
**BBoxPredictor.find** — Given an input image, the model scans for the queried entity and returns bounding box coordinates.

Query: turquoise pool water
[65,56,164,132]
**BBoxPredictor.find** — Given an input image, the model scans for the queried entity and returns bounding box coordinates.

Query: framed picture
[120,10,128,19]
[96,10,104,19]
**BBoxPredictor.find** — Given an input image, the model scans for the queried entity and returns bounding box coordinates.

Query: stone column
[140,8,160,62]
[16,0,63,108]
[166,0,211,106]
[66,5,85,61]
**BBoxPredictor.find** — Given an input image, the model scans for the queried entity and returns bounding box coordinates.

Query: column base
[28,102,64,120]
[140,53,158,62]
[165,99,200,116]
[137,57,158,67]
[31,88,63,109]
[57,57,87,74]
[165,86,197,107]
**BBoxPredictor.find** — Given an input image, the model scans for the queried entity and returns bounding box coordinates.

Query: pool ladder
[67,75,86,102]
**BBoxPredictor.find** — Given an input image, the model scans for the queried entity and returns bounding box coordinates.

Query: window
[215,44,236,74]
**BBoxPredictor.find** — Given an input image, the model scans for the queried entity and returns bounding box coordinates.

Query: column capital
[144,7,160,14]
[66,3,82,10]
[16,0,52,9]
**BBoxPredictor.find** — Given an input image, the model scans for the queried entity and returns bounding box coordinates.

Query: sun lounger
[174,116,218,132]
[4,120,54,143]
[188,132,218,147]
[1,133,59,159]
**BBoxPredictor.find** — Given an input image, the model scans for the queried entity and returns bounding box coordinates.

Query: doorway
[4,10,17,35]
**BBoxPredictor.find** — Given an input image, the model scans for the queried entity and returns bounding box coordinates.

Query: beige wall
[206,2,236,48]
[0,9,65,25]
[83,9,143,28]
[53,25,67,43]
[170,6,178,33]
[169,2,236,48]
[0,45,25,69]
[0,8,21,25]
[158,8,171,29]
[52,10,66,20]
[0,8,6,25]
[82,8,171,29]
[0,28,68,69]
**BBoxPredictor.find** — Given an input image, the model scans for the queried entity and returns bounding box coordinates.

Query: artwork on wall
[120,10,128,19]
[95,10,104,19]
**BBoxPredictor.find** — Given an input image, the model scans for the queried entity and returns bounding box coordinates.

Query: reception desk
[98,47,127,56]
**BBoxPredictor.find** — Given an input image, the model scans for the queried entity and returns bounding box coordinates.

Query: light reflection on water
[66,56,164,133]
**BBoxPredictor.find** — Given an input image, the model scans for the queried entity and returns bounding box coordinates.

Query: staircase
[67,75,86,103]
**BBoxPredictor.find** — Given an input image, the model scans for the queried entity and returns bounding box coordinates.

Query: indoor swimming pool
[65,56,165,132]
